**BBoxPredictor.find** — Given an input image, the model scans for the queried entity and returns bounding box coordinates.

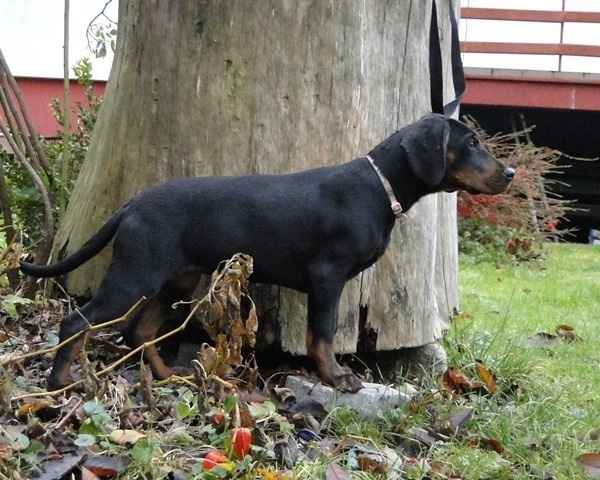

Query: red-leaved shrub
[458,117,575,240]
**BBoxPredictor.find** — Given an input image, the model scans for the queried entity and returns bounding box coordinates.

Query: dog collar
[365,155,405,220]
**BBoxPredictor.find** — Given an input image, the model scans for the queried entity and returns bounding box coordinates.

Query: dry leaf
[555,324,582,342]
[139,361,155,411]
[82,455,127,478]
[108,429,146,445]
[81,467,101,480]
[37,452,85,480]
[273,387,296,404]
[577,453,600,478]
[475,362,497,394]
[480,437,504,454]
[447,408,474,433]
[16,399,58,420]
[0,443,12,461]
[325,462,350,480]
[357,453,388,474]
[442,367,473,393]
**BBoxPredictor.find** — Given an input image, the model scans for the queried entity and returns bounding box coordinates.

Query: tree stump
[54,0,459,357]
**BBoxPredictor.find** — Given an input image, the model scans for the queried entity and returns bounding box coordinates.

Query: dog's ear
[401,114,450,187]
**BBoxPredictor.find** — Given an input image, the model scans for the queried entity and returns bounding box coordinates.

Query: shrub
[458,218,543,265]
[3,58,102,245]
[457,117,575,264]
[458,117,574,240]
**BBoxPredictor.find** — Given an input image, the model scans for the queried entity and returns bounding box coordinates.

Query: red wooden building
[460,6,600,240]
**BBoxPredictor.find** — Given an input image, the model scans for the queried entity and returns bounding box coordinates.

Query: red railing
[460,6,600,71]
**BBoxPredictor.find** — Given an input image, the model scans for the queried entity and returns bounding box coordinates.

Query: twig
[11,379,84,401]
[1,296,146,368]
[0,72,44,176]
[46,397,82,435]
[62,0,72,187]
[0,77,24,153]
[10,254,249,402]
[94,299,205,378]
[0,49,51,175]
[86,0,116,53]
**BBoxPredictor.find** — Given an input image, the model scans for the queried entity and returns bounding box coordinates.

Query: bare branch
[0,49,51,176]
[62,0,72,186]
[86,0,116,55]
[0,80,25,153]
[0,72,44,175]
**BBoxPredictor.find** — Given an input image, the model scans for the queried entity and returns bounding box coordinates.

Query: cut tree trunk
[54,0,459,355]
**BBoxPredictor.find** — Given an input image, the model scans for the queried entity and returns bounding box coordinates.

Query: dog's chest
[347,229,392,278]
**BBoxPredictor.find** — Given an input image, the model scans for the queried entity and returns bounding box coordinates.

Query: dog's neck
[368,139,434,214]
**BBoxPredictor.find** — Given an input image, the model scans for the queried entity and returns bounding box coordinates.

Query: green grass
[435,243,600,479]
[310,243,600,480]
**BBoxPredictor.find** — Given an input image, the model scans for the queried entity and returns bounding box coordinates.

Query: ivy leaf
[223,395,237,414]
[75,434,97,447]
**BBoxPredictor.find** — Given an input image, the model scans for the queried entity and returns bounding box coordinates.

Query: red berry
[231,427,252,458]
[202,450,228,470]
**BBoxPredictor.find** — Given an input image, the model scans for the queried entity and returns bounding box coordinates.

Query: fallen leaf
[238,402,255,428]
[274,436,299,469]
[286,398,328,419]
[447,408,474,434]
[357,453,388,474]
[273,386,296,404]
[37,452,85,480]
[81,467,101,480]
[0,427,30,451]
[577,453,600,478]
[475,362,497,394]
[408,427,439,447]
[16,399,60,421]
[108,429,146,445]
[442,367,482,394]
[480,437,504,454]
[82,455,128,478]
[0,443,12,461]
[325,462,350,480]
[555,324,582,342]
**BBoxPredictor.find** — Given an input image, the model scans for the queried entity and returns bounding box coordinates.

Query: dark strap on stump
[429,0,465,117]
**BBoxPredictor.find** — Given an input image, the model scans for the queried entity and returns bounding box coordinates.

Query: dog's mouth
[484,172,514,194]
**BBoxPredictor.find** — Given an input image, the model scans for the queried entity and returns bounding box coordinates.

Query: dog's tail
[20,208,126,278]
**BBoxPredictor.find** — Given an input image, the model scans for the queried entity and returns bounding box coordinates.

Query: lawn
[429,243,600,479]
[290,243,600,479]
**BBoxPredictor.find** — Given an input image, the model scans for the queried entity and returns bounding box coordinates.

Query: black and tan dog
[21,114,514,392]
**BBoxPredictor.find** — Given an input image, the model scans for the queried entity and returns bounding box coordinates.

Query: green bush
[458,218,543,265]
[2,58,102,246]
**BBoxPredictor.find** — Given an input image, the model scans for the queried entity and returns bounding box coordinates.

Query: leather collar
[365,155,406,221]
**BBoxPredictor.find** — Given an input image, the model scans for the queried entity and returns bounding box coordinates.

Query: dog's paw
[331,367,363,393]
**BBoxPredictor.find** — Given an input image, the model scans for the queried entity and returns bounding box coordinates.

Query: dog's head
[401,114,514,194]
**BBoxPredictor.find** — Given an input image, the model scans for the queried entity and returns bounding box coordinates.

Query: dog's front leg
[306,274,363,393]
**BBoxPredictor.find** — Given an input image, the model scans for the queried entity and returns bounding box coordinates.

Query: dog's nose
[503,167,516,181]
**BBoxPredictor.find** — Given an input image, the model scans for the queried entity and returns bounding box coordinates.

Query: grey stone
[284,375,417,419]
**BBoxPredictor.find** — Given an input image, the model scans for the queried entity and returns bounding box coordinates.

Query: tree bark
[54,0,459,354]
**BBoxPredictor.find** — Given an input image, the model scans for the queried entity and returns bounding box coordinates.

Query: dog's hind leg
[131,271,202,380]
[131,297,179,380]
[305,270,363,393]
[48,264,163,390]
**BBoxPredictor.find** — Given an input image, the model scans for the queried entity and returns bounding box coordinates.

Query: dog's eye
[467,137,479,148]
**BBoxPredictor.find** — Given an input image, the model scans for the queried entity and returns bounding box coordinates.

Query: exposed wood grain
[54,0,459,353]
